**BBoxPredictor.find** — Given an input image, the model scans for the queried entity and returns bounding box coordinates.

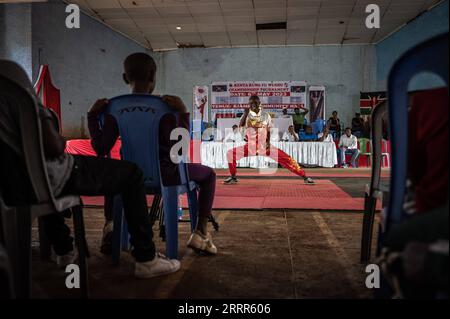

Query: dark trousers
[103,163,216,221]
[187,163,216,219]
[42,155,155,262]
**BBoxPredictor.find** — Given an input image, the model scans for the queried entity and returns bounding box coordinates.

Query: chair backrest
[386,33,448,231]
[358,138,371,154]
[104,94,187,189]
[0,60,55,206]
[369,102,387,195]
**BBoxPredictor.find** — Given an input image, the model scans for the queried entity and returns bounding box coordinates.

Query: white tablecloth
[200,142,338,168]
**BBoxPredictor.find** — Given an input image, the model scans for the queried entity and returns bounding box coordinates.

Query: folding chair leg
[149,194,161,226]
[121,218,130,251]
[360,194,377,263]
[158,203,166,241]
[112,195,124,266]
[162,189,179,259]
[72,205,89,298]
[0,243,15,298]
[37,217,51,260]
[6,206,32,298]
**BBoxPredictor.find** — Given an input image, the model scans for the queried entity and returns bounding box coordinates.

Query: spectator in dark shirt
[363,115,371,138]
[327,111,340,137]
[351,112,364,138]
[88,53,217,255]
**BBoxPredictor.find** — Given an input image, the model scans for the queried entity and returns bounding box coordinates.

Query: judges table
[200,141,338,169]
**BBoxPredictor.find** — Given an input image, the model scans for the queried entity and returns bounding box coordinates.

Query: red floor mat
[215,169,390,178]
[82,179,380,211]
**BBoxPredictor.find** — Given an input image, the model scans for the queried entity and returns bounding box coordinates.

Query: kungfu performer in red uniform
[223,95,315,185]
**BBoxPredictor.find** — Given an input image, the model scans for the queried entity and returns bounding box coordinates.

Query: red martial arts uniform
[226,108,307,178]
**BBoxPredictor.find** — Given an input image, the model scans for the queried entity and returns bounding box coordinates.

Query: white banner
[210,81,307,121]
[193,85,209,122]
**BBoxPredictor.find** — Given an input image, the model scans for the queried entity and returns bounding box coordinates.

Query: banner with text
[210,81,307,121]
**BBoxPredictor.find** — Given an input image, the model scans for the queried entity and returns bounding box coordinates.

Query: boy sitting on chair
[88,53,217,255]
[0,63,178,278]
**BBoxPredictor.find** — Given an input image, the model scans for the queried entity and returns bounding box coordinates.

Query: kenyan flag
[360,91,386,115]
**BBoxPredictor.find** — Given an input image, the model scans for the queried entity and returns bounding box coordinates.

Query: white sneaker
[187,231,217,255]
[135,253,180,279]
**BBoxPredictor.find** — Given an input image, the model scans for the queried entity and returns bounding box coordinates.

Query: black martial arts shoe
[223,176,238,184]
[304,177,315,184]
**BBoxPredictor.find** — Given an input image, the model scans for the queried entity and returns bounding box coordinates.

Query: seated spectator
[279,107,291,119]
[88,53,217,256]
[318,127,334,142]
[281,125,299,142]
[363,115,371,138]
[292,107,308,132]
[224,124,243,143]
[299,126,317,141]
[351,112,364,138]
[337,127,360,168]
[0,76,181,279]
[327,110,341,136]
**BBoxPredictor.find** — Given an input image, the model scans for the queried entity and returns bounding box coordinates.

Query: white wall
[157,45,377,128]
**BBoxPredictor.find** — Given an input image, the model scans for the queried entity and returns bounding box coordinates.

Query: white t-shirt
[339,134,358,149]
[317,132,334,142]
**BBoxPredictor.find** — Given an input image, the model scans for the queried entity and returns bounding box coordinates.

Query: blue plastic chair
[103,94,199,263]
[385,33,448,234]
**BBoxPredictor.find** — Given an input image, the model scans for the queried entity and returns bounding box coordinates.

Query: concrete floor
[30,172,382,299]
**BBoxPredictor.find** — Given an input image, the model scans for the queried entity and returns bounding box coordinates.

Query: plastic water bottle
[177,196,183,220]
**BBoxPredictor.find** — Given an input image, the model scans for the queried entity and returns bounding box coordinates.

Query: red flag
[34,65,62,128]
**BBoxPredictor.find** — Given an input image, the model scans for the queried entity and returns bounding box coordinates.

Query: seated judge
[299,125,317,141]
[317,127,334,142]
[281,125,300,142]
[223,124,243,143]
